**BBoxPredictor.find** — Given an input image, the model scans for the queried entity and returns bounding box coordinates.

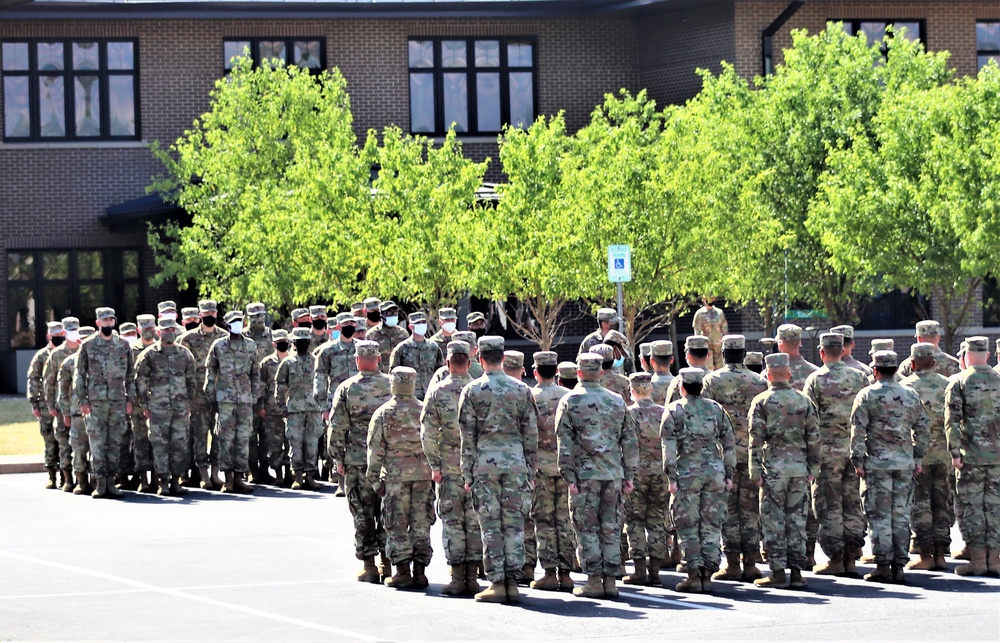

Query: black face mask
[51,336,66,347]
[185,322,199,331]
[341,325,356,339]
[367,312,382,324]
[100,326,114,337]
[312,319,327,330]
[297,321,311,328]
[202,316,216,328]
[294,339,311,354]
[471,326,486,338]
[747,365,764,374]
[275,341,290,353]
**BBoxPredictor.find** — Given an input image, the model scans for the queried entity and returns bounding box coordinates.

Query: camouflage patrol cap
[355,340,380,358]
[478,335,504,352]
[408,311,426,324]
[354,317,367,330]
[363,297,381,311]
[558,361,578,379]
[577,353,604,373]
[910,342,936,358]
[96,307,116,320]
[651,340,673,357]
[181,307,200,320]
[157,318,181,331]
[589,343,615,361]
[47,321,64,334]
[958,341,969,358]
[379,300,399,313]
[447,340,471,356]
[596,308,618,323]
[336,312,354,325]
[223,310,243,325]
[119,322,137,336]
[532,350,558,367]
[291,327,312,341]
[966,336,989,353]
[453,331,477,347]
[136,315,156,330]
[869,339,894,356]
[271,329,289,342]
[830,324,855,340]
[158,300,178,314]
[679,367,705,385]
[819,333,844,348]
[60,317,80,332]
[744,351,764,366]
[765,353,790,369]
[915,320,941,338]
[604,330,629,350]
[198,300,217,313]
[722,335,745,350]
[503,350,524,369]
[629,372,652,389]
[290,308,310,322]
[351,302,365,315]
[247,302,267,316]
[873,350,898,368]
[776,324,802,341]
[639,343,652,358]
[309,305,327,318]
[467,312,486,324]
[438,307,458,320]
[390,366,418,396]
[79,326,96,339]
[685,335,709,351]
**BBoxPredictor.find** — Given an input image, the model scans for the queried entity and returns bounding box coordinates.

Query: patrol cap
[137,315,157,330]
[351,302,365,315]
[390,366,418,396]
[966,336,989,353]
[869,339,894,355]
[679,367,705,385]
[181,307,200,320]
[157,318,181,331]
[830,324,855,340]
[467,312,486,324]
[629,372,652,388]
[291,327,312,341]
[589,343,615,361]
[291,308,310,322]
[355,340,380,358]
[604,330,629,350]
[96,307,116,321]
[685,335,709,351]
[453,331,477,347]
[722,335,745,350]
[558,361,578,379]
[408,312,426,324]
[354,317,367,330]
[873,350,898,368]
[577,353,604,373]
[765,353,790,369]
[478,335,504,352]
[379,300,399,313]
[47,321,64,334]
[119,322,137,336]
[438,307,458,320]
[915,320,941,338]
[819,333,844,348]
[532,350,558,367]
[158,300,178,314]
[79,326,96,339]
[651,340,673,357]
[247,302,267,316]
[958,341,969,358]
[776,324,802,341]
[447,340,471,356]
[223,310,243,324]
[639,343,652,358]
[910,342,936,358]
[336,312,354,325]
[271,329,289,342]
[60,317,80,332]
[309,305,327,318]
[503,350,524,369]
[744,351,764,366]
[198,300,217,314]
[363,297,381,311]
[596,308,618,323]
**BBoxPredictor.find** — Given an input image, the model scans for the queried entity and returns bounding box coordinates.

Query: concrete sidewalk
[0,453,45,474]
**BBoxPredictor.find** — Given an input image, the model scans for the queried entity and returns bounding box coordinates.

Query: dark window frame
[977,21,1000,71]
[833,19,926,53]
[407,36,538,137]
[1,38,140,142]
[222,37,327,75]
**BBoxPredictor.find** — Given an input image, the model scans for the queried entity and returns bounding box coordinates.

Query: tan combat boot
[953,544,970,560]
[909,537,919,555]
[60,468,74,493]
[91,475,108,498]
[221,471,237,493]
[647,558,662,586]
[304,471,321,491]
[906,544,935,570]
[157,475,171,496]
[789,568,807,588]
[233,473,254,494]
[412,563,429,590]
[74,472,90,495]
[520,563,535,586]
[504,577,521,603]
[558,568,575,591]
[805,539,816,568]
[210,465,224,489]
[623,558,647,585]
[742,552,762,582]
[668,534,682,567]
[932,544,948,571]
[442,564,466,595]
[986,549,1000,576]
[45,468,57,490]
[531,568,560,590]
[465,562,482,594]
[171,476,188,496]
[385,562,413,589]
[105,476,124,498]
[813,551,846,575]
[754,568,789,588]
[198,465,214,490]
[572,574,604,598]
[675,568,702,593]
[357,557,380,583]
[701,569,713,593]
[379,554,392,582]
[864,563,893,583]
[712,552,742,581]
[955,548,988,576]
[474,581,507,603]
[291,470,305,490]
[603,575,619,598]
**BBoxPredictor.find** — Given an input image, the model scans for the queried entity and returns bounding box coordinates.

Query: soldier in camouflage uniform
[830,325,872,377]
[28,320,64,488]
[749,353,821,589]
[426,331,483,390]
[135,318,198,496]
[116,321,140,490]
[703,335,768,582]
[58,326,95,494]
[500,348,537,583]
[43,318,79,491]
[308,305,330,353]
[557,353,638,599]
[458,335,539,604]
[945,336,1000,576]
[367,301,409,373]
[178,300,227,489]
[897,321,960,381]
[526,351,574,592]
[590,341,631,404]
[803,333,868,577]
[368,367,435,590]
[649,341,674,406]
[428,307,458,356]
[851,350,929,583]
[664,336,710,405]
[866,340,894,382]
[74,307,135,499]
[622,372,668,586]
[638,343,653,374]
[466,311,488,338]
[556,361,578,390]
[315,312,359,492]
[275,327,324,490]
[421,340,483,596]
[900,342,953,571]
[128,315,159,493]
[662,368,735,593]
[578,308,635,375]
[245,302,274,484]
[389,312,444,400]
[329,340,392,582]
[502,351,525,381]
[744,351,764,374]
[260,330,291,486]
[692,297,729,371]
[205,310,262,494]
[180,307,201,332]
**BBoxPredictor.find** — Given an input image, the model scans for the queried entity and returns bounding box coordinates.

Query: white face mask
[160,312,178,320]
[125,336,140,347]
[442,322,456,333]
[414,323,428,336]
[66,330,80,342]
[229,321,244,334]
[385,315,399,327]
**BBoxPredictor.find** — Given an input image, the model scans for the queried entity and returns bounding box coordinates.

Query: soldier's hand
[952,456,963,470]
[724,478,733,492]
[323,410,330,422]
[48,408,56,417]
[337,463,345,476]
[431,470,442,483]
[259,408,266,419]
[855,467,865,478]
[914,464,923,475]
[807,474,814,483]
[464,482,471,492]
[80,404,91,416]
[568,483,579,496]
[63,416,71,428]
[126,402,133,415]
[143,410,151,419]
[754,478,763,488]
[668,481,678,494]
[32,408,40,419]
[622,479,635,494]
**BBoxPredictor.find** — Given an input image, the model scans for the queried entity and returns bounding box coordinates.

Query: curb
[0,458,46,474]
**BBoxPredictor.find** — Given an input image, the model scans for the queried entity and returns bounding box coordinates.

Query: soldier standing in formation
[260,330,291,486]
[664,336,710,404]
[42,318,77,491]
[368,300,410,373]
[649,341,674,406]
[578,308,635,375]
[390,312,444,400]
[897,321,961,380]
[744,351,764,374]
[556,361,578,390]
[57,326,96,494]
[245,302,274,484]
[428,307,458,356]
[179,299,227,489]
[307,305,329,353]
[28,320,64,488]
[590,342,631,404]
[830,325,872,376]
[128,314,158,493]
[275,327,324,490]
[692,297,729,371]
[315,312,359,494]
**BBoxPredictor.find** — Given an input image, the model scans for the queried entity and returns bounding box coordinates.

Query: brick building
[1,0,998,391]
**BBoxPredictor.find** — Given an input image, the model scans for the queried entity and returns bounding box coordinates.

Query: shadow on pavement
[716,583,830,605]
[905,572,1000,593]
[515,593,648,619]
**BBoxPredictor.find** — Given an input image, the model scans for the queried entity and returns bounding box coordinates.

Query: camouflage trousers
[85,400,128,478]
[861,468,914,566]
[672,470,726,572]
[524,516,537,567]
[531,474,574,570]
[264,414,289,469]
[214,402,253,473]
[149,407,191,477]
[911,463,954,548]
[954,464,1000,550]
[383,480,435,565]
[472,473,532,583]
[570,478,625,577]
[706,343,724,371]
[437,475,483,565]
[625,472,669,560]
[811,457,866,558]
[118,422,134,477]
[345,464,385,559]
[69,415,89,476]
[285,412,323,473]
[130,410,154,473]
[38,409,58,470]
[188,393,218,469]
[53,412,72,470]
[723,462,761,555]
[760,473,810,571]
[248,404,265,475]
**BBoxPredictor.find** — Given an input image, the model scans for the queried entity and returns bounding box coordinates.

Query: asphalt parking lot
[1,472,997,642]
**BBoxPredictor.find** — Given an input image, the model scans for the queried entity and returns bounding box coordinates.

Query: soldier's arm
[135,353,150,408]
[659,407,678,485]
[388,343,402,371]
[944,379,964,459]
[26,351,44,409]
[57,363,72,417]
[620,404,639,482]
[73,345,89,408]
[42,355,58,412]
[849,391,870,471]
[458,386,477,486]
[434,343,445,372]
[804,396,821,478]
[184,352,198,403]
[249,350,263,402]
[366,412,386,493]
[718,405,736,481]
[274,360,290,414]
[555,397,578,486]
[720,310,728,335]
[692,310,704,335]
[328,383,350,462]
[204,344,219,400]
[419,389,443,472]
[748,398,765,483]
[124,344,136,403]
[521,393,539,475]
[313,350,330,405]
[912,395,930,465]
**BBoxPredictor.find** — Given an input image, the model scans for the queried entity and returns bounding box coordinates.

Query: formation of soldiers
[26,297,1000,602]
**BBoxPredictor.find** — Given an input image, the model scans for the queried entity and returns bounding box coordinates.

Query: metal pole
[784,248,789,322]
[616,282,624,327]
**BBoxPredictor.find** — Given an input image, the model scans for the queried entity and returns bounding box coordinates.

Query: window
[857,288,928,331]
[1,40,138,141]
[978,22,1000,71]
[836,20,923,51]
[983,276,1000,327]
[408,37,536,136]
[223,38,325,73]
[6,248,142,349]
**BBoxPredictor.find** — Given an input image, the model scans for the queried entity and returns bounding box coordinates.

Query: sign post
[607,245,632,323]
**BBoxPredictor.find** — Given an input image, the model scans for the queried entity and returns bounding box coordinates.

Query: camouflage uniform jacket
[629,397,667,475]
[703,364,767,465]
[651,372,674,406]
[901,370,950,466]
[945,365,1000,465]
[73,334,135,406]
[427,362,483,392]
[692,306,728,346]
[789,355,819,391]
[205,336,262,405]
[458,371,539,484]
[328,370,392,466]
[27,345,54,412]
[421,372,473,476]
[599,370,632,405]
[42,343,76,412]
[274,352,321,414]
[368,396,432,488]
[578,331,636,375]
[897,349,960,380]
[555,381,638,484]
[57,352,83,417]
[178,326,228,384]
[748,382,821,481]
[661,395,735,484]
[313,339,358,406]
[802,361,868,462]
[130,342,155,413]
[259,352,285,415]
[389,338,444,400]
[850,379,929,471]
[664,365,707,405]
[308,331,328,355]
[134,343,198,412]
[365,323,409,373]
[428,329,453,357]
[531,381,570,476]
[843,355,873,376]
[245,325,273,366]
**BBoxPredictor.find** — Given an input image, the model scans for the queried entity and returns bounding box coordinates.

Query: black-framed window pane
[859,22,886,46]
[78,251,104,279]
[2,42,29,71]
[442,41,467,68]
[474,40,500,67]
[293,40,321,69]
[37,42,64,71]
[73,75,101,137]
[38,76,66,138]
[122,283,140,322]
[893,22,921,42]
[408,40,434,68]
[225,40,251,70]
[259,40,285,66]
[43,252,69,280]
[981,55,1000,71]
[508,42,532,67]
[122,250,139,279]
[978,22,1000,49]
[79,284,105,324]
[107,42,134,70]
[443,72,469,132]
[44,285,71,324]
[509,72,534,128]
[7,252,34,281]
[984,277,1000,327]
[72,42,99,71]
[476,72,501,132]
[409,73,435,133]
[8,285,36,349]
[3,76,31,138]
[108,75,136,136]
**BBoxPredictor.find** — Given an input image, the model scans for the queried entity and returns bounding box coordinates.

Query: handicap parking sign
[607,245,631,283]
